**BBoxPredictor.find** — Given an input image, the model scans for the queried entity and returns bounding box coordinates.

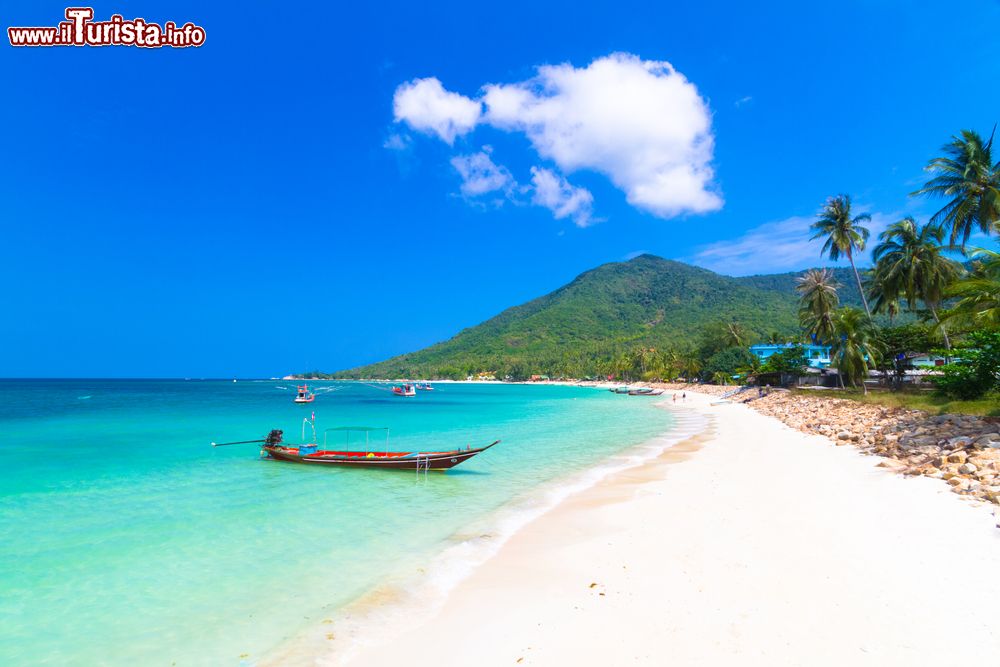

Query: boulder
[947,451,968,464]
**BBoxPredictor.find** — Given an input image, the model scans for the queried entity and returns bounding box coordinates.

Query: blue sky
[2,0,999,377]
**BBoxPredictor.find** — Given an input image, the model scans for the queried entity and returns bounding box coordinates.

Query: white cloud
[735,95,753,108]
[390,53,721,221]
[450,149,516,197]
[393,77,482,144]
[530,167,594,227]
[482,53,721,218]
[382,133,411,151]
[688,212,896,276]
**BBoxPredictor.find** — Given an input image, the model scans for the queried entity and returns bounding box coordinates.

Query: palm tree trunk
[927,303,951,350]
[847,248,873,319]
[927,302,952,362]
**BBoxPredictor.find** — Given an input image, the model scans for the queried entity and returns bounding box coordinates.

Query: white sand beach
[338,391,1000,666]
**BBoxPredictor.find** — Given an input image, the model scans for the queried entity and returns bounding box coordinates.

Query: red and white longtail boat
[391,383,416,397]
[293,385,315,403]
[213,422,498,471]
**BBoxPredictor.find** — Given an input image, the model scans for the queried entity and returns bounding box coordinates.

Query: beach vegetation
[941,247,1000,330]
[702,346,756,382]
[830,307,882,393]
[913,128,1000,248]
[811,194,873,318]
[869,217,963,351]
[872,323,941,389]
[796,268,840,342]
[759,345,809,376]
[932,330,1000,400]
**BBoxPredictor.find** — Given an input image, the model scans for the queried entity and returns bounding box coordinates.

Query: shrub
[702,346,756,382]
[933,331,1000,399]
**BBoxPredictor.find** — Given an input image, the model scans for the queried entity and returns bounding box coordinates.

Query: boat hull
[262,441,498,470]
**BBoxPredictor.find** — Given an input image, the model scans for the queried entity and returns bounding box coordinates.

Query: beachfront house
[749,343,832,369]
[909,353,948,368]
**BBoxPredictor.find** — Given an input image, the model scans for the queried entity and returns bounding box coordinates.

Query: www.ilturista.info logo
[8,7,206,48]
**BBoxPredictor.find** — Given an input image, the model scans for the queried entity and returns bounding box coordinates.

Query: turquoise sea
[0,380,675,665]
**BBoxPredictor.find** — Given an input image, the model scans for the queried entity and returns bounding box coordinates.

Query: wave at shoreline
[262,401,709,666]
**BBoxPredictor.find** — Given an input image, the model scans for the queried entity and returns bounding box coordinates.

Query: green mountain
[316,254,850,380]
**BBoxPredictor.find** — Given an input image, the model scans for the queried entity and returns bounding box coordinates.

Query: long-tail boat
[214,426,498,471]
[293,385,315,403]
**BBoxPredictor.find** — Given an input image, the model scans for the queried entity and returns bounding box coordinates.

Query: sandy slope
[340,392,1000,666]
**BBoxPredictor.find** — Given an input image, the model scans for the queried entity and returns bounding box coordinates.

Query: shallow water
[0,380,673,665]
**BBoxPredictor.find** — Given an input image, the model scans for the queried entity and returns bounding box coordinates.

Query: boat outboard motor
[264,429,284,447]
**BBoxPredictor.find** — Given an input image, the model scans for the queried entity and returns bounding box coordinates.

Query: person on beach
[682,392,686,401]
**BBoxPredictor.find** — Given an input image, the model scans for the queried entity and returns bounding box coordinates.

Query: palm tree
[811,195,873,318]
[658,348,681,381]
[724,322,748,348]
[940,247,1000,329]
[711,370,731,386]
[796,268,841,342]
[634,347,658,377]
[868,277,901,324]
[681,355,701,382]
[830,307,882,394]
[913,128,1000,248]
[869,217,963,351]
[735,355,762,384]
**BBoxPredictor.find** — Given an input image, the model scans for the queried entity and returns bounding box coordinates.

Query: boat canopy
[324,426,389,432]
[323,426,390,453]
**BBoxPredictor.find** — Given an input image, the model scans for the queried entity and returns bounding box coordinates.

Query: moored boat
[293,385,315,403]
[392,383,416,397]
[214,427,499,471]
[415,382,434,391]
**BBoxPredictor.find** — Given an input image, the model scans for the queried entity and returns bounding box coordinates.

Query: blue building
[749,343,832,369]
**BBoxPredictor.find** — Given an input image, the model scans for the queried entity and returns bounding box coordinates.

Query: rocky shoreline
[651,383,1000,506]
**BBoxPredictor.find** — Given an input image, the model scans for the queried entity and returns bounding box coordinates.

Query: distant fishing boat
[628,388,663,396]
[294,385,315,403]
[392,383,416,397]
[415,382,434,391]
[213,427,498,471]
[612,386,632,394]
